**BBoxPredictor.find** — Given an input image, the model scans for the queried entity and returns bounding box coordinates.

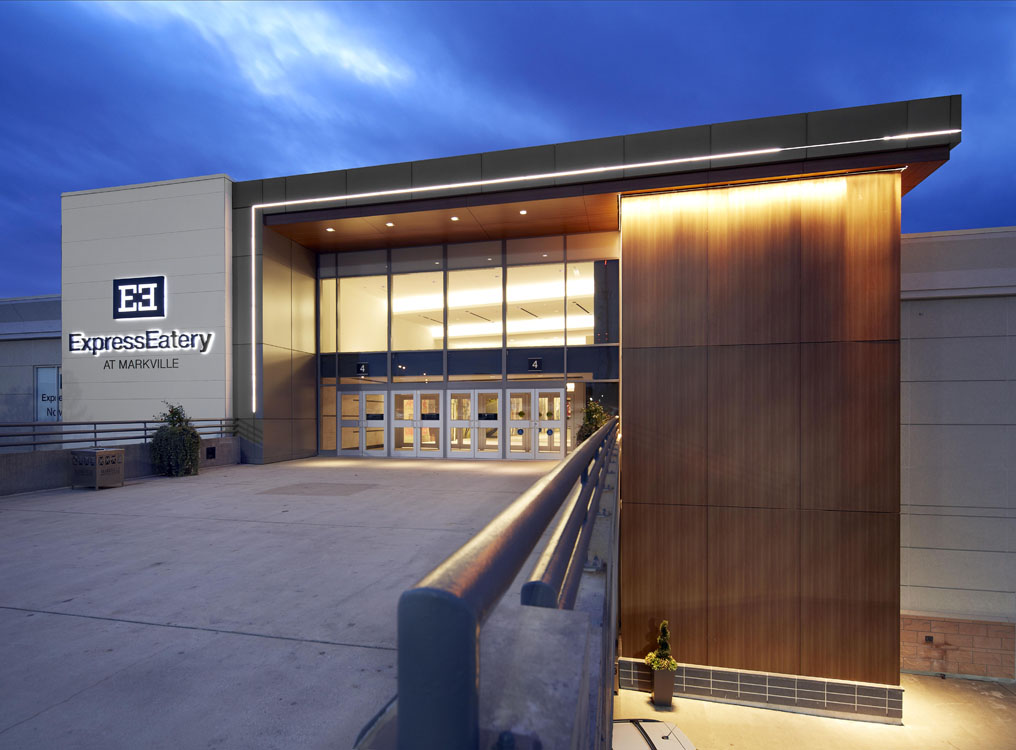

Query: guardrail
[521,423,618,610]
[396,416,619,750]
[0,418,236,451]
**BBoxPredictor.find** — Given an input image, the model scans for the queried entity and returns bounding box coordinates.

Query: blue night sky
[0,0,1013,297]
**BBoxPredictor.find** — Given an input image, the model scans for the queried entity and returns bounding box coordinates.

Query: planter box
[71,448,125,490]
[652,669,675,706]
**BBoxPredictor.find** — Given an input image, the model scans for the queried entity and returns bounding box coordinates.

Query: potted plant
[645,620,678,706]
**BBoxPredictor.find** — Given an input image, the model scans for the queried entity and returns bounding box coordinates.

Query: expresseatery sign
[67,275,214,357]
[68,329,214,356]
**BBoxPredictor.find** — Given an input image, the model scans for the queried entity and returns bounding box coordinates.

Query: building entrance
[507,389,565,460]
[328,388,565,460]
[338,392,387,456]
[391,390,444,458]
[447,390,503,459]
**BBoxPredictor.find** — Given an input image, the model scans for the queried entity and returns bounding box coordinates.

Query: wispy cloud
[91,0,413,101]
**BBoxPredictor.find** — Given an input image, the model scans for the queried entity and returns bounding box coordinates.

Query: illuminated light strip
[248,127,960,412]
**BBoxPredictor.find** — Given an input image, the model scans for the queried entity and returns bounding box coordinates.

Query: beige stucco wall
[900,227,1016,623]
[60,175,233,422]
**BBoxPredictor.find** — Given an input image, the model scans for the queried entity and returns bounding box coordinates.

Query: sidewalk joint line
[0,605,396,652]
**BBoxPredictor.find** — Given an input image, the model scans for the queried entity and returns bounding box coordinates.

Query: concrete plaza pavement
[0,457,554,749]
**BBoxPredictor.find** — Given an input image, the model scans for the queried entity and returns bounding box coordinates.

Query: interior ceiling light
[450,216,460,221]
[248,126,960,413]
[519,209,528,215]
[325,227,335,232]
[385,222,395,227]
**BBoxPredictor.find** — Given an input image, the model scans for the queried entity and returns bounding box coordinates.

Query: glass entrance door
[475,390,502,459]
[447,390,502,459]
[417,391,444,458]
[508,390,533,458]
[508,389,565,459]
[447,391,474,458]
[362,392,387,456]
[337,391,388,456]
[534,389,565,459]
[339,393,361,456]
[391,391,444,458]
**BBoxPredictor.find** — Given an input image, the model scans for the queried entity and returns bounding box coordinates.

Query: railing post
[398,588,479,750]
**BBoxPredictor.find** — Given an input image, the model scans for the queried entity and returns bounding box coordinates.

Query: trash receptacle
[71,448,125,489]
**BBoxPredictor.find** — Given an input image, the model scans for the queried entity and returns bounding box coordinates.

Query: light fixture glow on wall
[248,127,960,413]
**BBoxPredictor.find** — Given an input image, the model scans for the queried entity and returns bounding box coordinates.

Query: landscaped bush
[150,402,200,477]
[576,399,611,443]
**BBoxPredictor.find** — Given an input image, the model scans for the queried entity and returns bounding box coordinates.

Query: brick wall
[900,615,1015,680]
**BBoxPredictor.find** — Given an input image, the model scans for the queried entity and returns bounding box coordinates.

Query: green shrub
[644,620,678,671]
[576,399,611,443]
[150,402,200,477]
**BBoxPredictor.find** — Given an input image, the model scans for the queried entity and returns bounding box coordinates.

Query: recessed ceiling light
[542,253,548,257]
[385,222,395,227]
[519,209,527,215]
[434,261,440,265]
[325,227,335,232]
[450,216,459,221]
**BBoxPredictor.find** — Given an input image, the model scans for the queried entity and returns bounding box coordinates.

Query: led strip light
[248,128,959,413]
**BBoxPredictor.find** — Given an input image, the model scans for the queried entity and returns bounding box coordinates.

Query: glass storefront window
[319,375,336,451]
[447,268,502,350]
[448,349,502,381]
[566,260,618,345]
[392,350,443,383]
[392,272,444,350]
[566,262,594,345]
[319,279,336,353]
[339,275,387,352]
[565,345,619,380]
[565,231,620,261]
[447,240,501,270]
[507,347,564,380]
[507,236,564,265]
[506,264,564,347]
[338,352,387,385]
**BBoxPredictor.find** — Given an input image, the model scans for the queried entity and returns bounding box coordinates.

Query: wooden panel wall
[620,504,708,663]
[708,508,801,674]
[620,192,708,347]
[707,344,800,509]
[801,511,900,685]
[619,172,901,685]
[620,347,706,505]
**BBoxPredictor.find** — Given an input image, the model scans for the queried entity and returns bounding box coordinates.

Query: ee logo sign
[113,276,166,320]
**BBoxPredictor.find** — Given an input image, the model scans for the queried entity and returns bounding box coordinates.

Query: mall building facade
[57,96,1016,691]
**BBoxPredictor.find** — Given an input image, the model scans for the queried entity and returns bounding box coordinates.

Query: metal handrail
[396,416,619,750]
[0,418,236,450]
[521,426,618,610]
